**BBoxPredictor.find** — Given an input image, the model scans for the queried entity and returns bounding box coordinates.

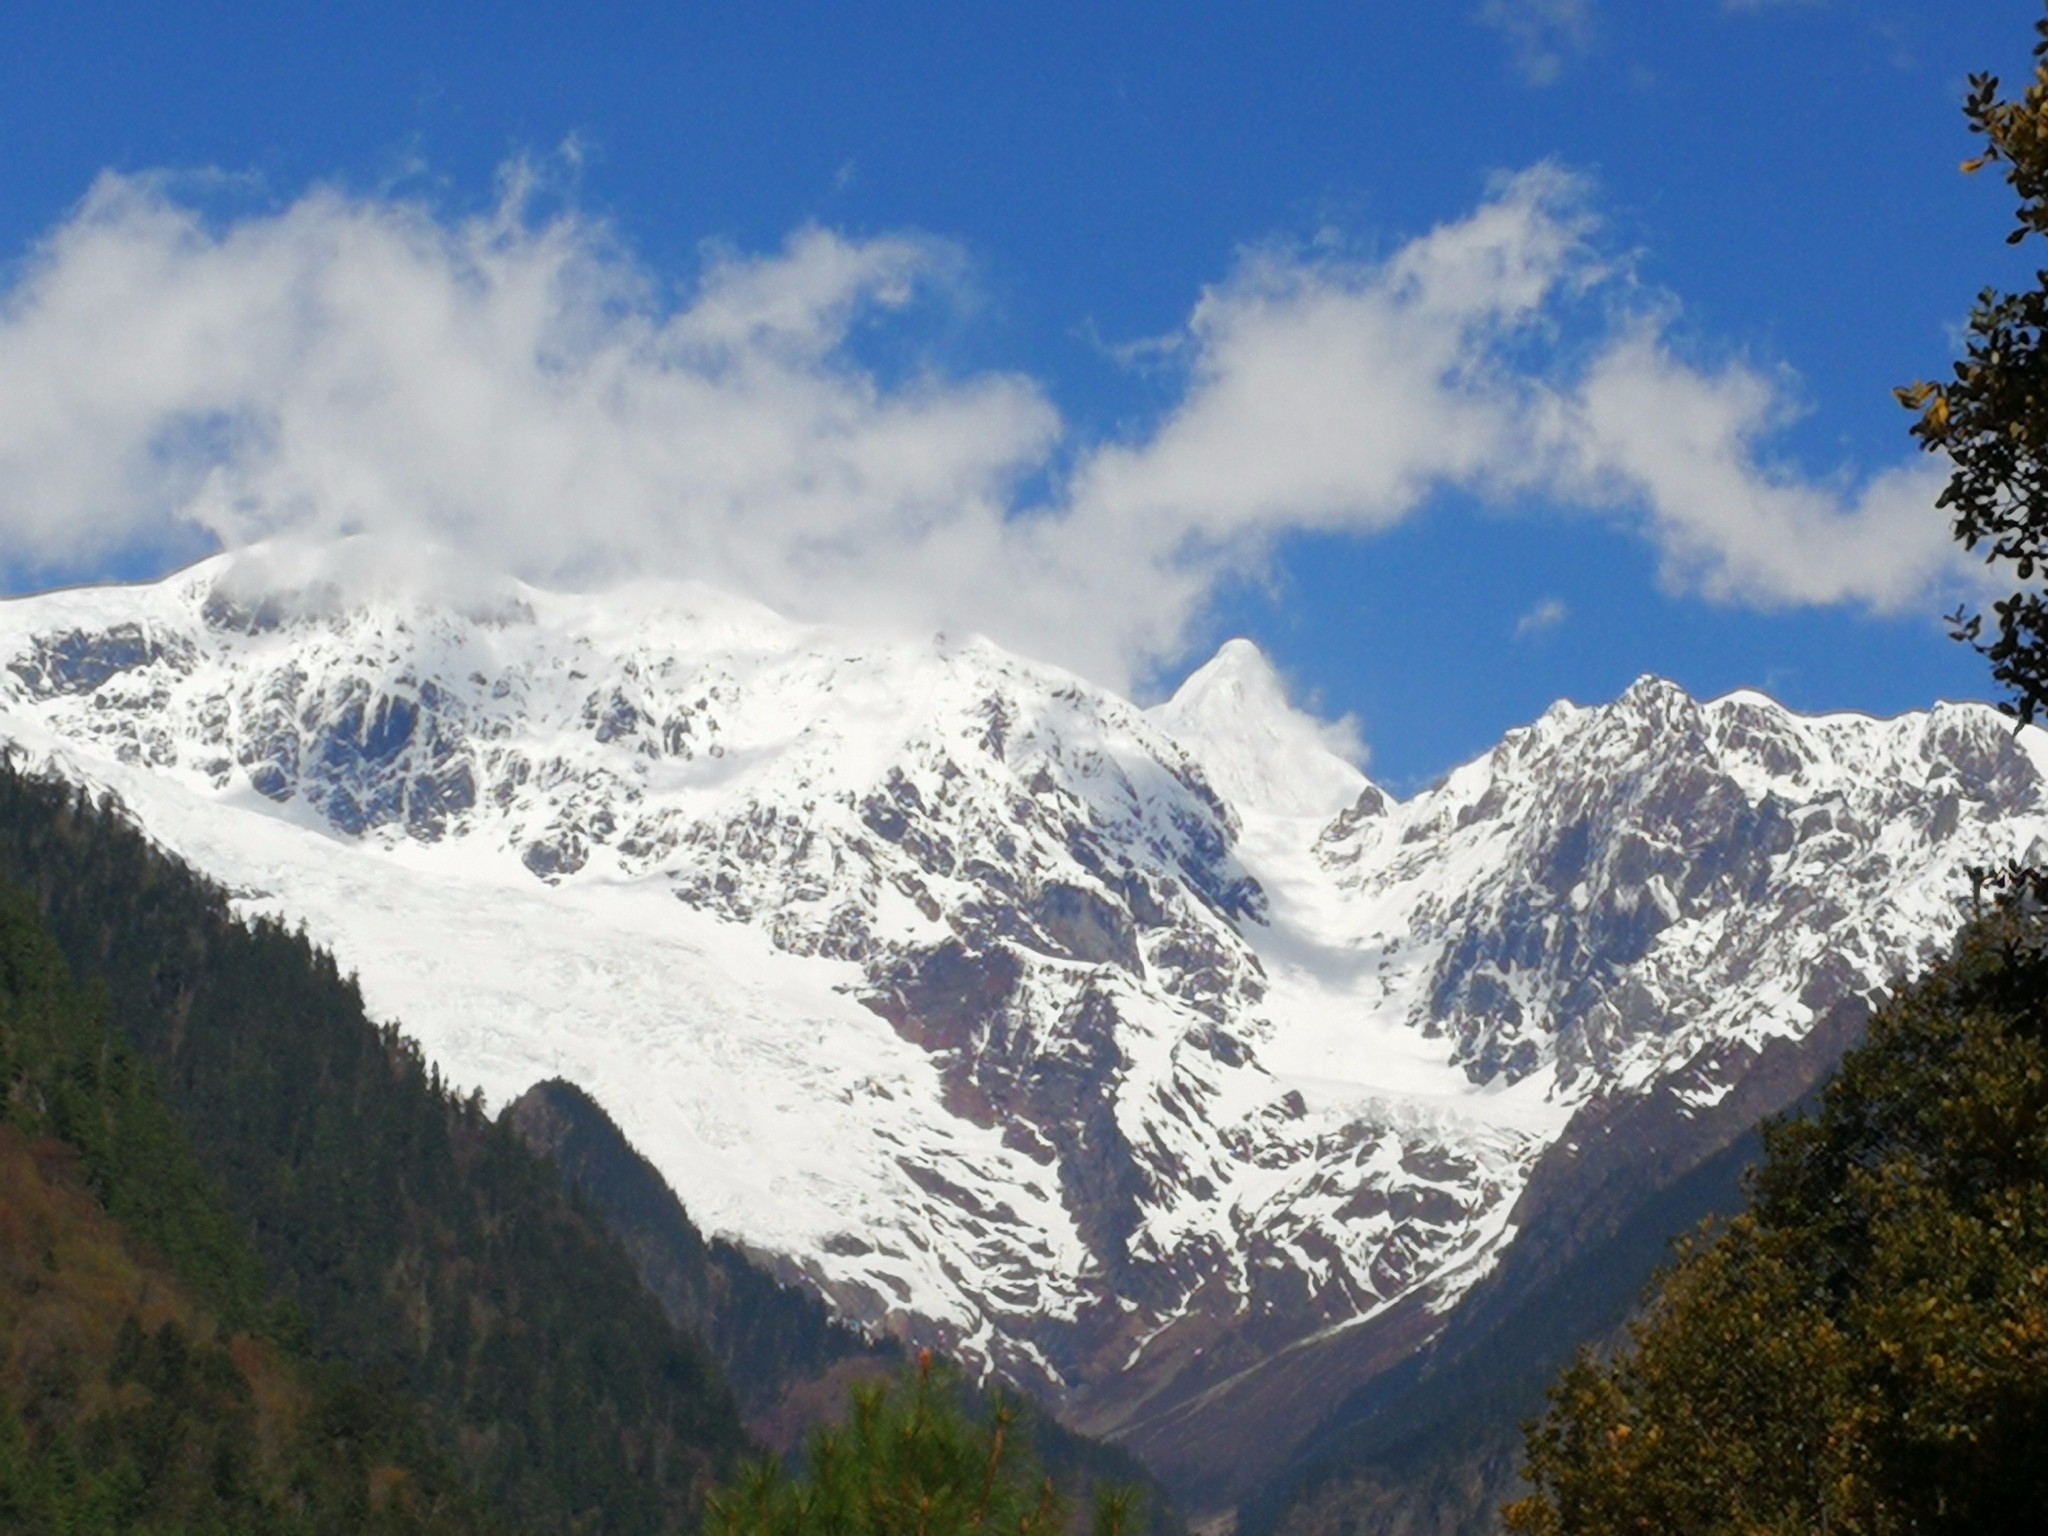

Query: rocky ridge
[0,550,2039,1505]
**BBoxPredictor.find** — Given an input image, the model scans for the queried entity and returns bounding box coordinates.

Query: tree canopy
[0,760,753,1533]
[1901,8,2048,721]
[1503,910,2048,1535]
[707,1356,1140,1536]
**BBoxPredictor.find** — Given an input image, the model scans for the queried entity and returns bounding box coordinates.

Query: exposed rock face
[1230,1001,1873,1536]
[0,551,2039,1512]
[1316,677,2035,1097]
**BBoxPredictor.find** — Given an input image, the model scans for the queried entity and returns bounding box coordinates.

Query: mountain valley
[0,548,2035,1518]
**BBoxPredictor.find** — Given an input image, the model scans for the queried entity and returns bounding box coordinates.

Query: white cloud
[1038,165,1600,668]
[0,162,1974,697]
[1541,323,1960,613]
[1477,0,1594,86]
[0,169,1058,639]
[1515,598,1569,639]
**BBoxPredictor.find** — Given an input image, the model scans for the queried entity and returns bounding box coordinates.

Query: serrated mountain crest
[1,550,2039,1500]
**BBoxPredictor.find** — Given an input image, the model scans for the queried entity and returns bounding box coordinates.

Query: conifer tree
[707,1354,1141,1536]
[1503,910,2048,1534]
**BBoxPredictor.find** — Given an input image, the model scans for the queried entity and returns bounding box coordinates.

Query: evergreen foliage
[0,878,498,1534]
[505,1078,897,1426]
[708,1356,1141,1536]
[1504,911,2048,1534]
[0,758,750,1533]
[0,882,267,1334]
[1235,1119,1765,1536]
[1900,5,2048,721]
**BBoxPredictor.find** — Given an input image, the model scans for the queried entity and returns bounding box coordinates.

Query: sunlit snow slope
[1,549,2041,1478]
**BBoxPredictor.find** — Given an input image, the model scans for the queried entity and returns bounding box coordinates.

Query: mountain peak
[1162,638,1293,724]
[1198,635,1275,676]
[1152,639,1371,820]
[1616,674,1698,714]
[5,566,2043,1510]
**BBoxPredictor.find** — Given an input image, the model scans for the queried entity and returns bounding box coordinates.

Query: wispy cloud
[0,160,1972,694]
[1515,598,1569,639]
[1538,323,1956,611]
[1477,0,1593,86]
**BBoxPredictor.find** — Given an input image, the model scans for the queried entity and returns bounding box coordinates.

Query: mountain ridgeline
[502,1078,1181,1531]
[1236,947,1881,1535]
[4,556,2046,1525]
[503,1077,897,1440]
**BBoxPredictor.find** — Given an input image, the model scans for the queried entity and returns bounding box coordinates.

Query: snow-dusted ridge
[0,548,2040,1452]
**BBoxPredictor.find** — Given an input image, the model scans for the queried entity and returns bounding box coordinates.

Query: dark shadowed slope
[0,881,503,1533]
[506,1076,1185,1535]
[1235,999,1868,1536]
[0,760,751,1534]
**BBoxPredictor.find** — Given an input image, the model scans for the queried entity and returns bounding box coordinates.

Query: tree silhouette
[1901,7,2048,722]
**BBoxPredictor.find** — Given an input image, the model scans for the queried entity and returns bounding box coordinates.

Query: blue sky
[0,1,2031,788]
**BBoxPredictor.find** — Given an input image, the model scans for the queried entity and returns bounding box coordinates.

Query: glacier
[0,546,2041,1493]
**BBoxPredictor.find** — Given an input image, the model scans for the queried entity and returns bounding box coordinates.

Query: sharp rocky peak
[1,557,2043,1503]
[1151,638,1371,820]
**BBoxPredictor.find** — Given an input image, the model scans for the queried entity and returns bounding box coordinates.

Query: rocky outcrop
[0,556,2038,1518]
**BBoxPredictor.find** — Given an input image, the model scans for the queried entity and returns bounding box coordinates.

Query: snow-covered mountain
[1,550,2040,1501]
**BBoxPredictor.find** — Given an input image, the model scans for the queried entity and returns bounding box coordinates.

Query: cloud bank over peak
[0,163,1968,694]
[0,171,1056,618]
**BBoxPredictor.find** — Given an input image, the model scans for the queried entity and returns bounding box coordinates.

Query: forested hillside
[506,1077,899,1439]
[507,1078,1184,1535]
[1238,1122,1767,1536]
[0,759,750,1533]
[0,880,501,1532]
[1507,908,2048,1533]
[1238,1000,1870,1536]
[0,755,1178,1533]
